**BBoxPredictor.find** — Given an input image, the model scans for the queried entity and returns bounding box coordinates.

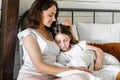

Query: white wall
[19,0,34,16]
[57,1,120,10]
[19,0,120,16]
[56,1,120,24]
[18,0,120,23]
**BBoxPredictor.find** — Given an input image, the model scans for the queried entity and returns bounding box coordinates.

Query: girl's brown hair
[52,24,79,44]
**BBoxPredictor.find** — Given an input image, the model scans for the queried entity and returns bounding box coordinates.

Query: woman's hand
[62,18,72,28]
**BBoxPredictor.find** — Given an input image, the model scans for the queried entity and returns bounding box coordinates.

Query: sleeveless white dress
[17,28,60,75]
[57,41,120,80]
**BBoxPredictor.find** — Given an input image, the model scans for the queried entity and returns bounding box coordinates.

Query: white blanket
[93,65,120,80]
[56,70,101,80]
[55,50,120,80]
[87,51,120,80]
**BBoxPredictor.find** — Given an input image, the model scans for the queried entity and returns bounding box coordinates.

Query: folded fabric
[56,70,101,80]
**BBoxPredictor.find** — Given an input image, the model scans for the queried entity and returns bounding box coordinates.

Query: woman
[17,0,90,80]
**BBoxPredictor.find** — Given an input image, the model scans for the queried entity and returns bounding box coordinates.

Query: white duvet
[55,50,120,80]
[93,52,120,80]
[82,51,120,80]
[56,70,101,80]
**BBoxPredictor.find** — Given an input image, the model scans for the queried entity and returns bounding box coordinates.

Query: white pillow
[85,51,120,65]
[76,23,120,43]
[103,52,120,65]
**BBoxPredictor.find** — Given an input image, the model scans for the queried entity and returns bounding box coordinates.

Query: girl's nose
[61,42,65,47]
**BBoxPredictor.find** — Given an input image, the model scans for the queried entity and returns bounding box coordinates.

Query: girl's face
[42,5,56,27]
[55,33,71,52]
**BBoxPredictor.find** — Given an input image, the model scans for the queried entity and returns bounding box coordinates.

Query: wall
[18,0,120,15]
[57,0,120,10]
[57,1,120,24]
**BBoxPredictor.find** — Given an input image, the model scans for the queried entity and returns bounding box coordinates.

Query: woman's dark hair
[52,24,78,44]
[25,0,58,29]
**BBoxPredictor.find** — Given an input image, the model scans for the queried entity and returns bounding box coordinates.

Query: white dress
[17,28,89,80]
[57,41,94,69]
[17,28,60,75]
[57,41,120,80]
[57,41,101,80]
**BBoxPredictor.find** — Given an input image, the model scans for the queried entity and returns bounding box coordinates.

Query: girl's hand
[94,60,103,71]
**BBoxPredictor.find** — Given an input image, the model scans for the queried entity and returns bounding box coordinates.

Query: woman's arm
[86,44,104,71]
[22,35,90,75]
[62,18,72,28]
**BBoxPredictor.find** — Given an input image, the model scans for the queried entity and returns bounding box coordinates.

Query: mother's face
[42,5,56,27]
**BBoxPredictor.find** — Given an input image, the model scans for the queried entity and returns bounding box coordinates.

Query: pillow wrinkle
[88,43,120,62]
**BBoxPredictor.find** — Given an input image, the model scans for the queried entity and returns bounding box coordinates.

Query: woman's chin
[47,23,52,27]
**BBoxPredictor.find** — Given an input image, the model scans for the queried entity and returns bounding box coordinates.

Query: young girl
[51,24,120,80]
[52,24,103,70]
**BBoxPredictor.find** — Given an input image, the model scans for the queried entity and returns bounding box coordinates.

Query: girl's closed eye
[64,38,69,42]
[55,40,61,44]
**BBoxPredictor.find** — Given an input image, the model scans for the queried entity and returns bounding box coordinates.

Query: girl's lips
[61,47,67,50]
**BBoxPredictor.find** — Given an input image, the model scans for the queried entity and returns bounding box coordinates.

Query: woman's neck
[36,26,54,41]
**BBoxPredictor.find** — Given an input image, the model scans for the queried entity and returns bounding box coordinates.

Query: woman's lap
[60,73,86,80]
[17,72,86,80]
[17,72,59,80]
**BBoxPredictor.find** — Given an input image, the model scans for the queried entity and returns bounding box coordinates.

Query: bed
[57,8,120,62]
[58,8,120,80]
[19,7,120,64]
[18,8,120,80]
